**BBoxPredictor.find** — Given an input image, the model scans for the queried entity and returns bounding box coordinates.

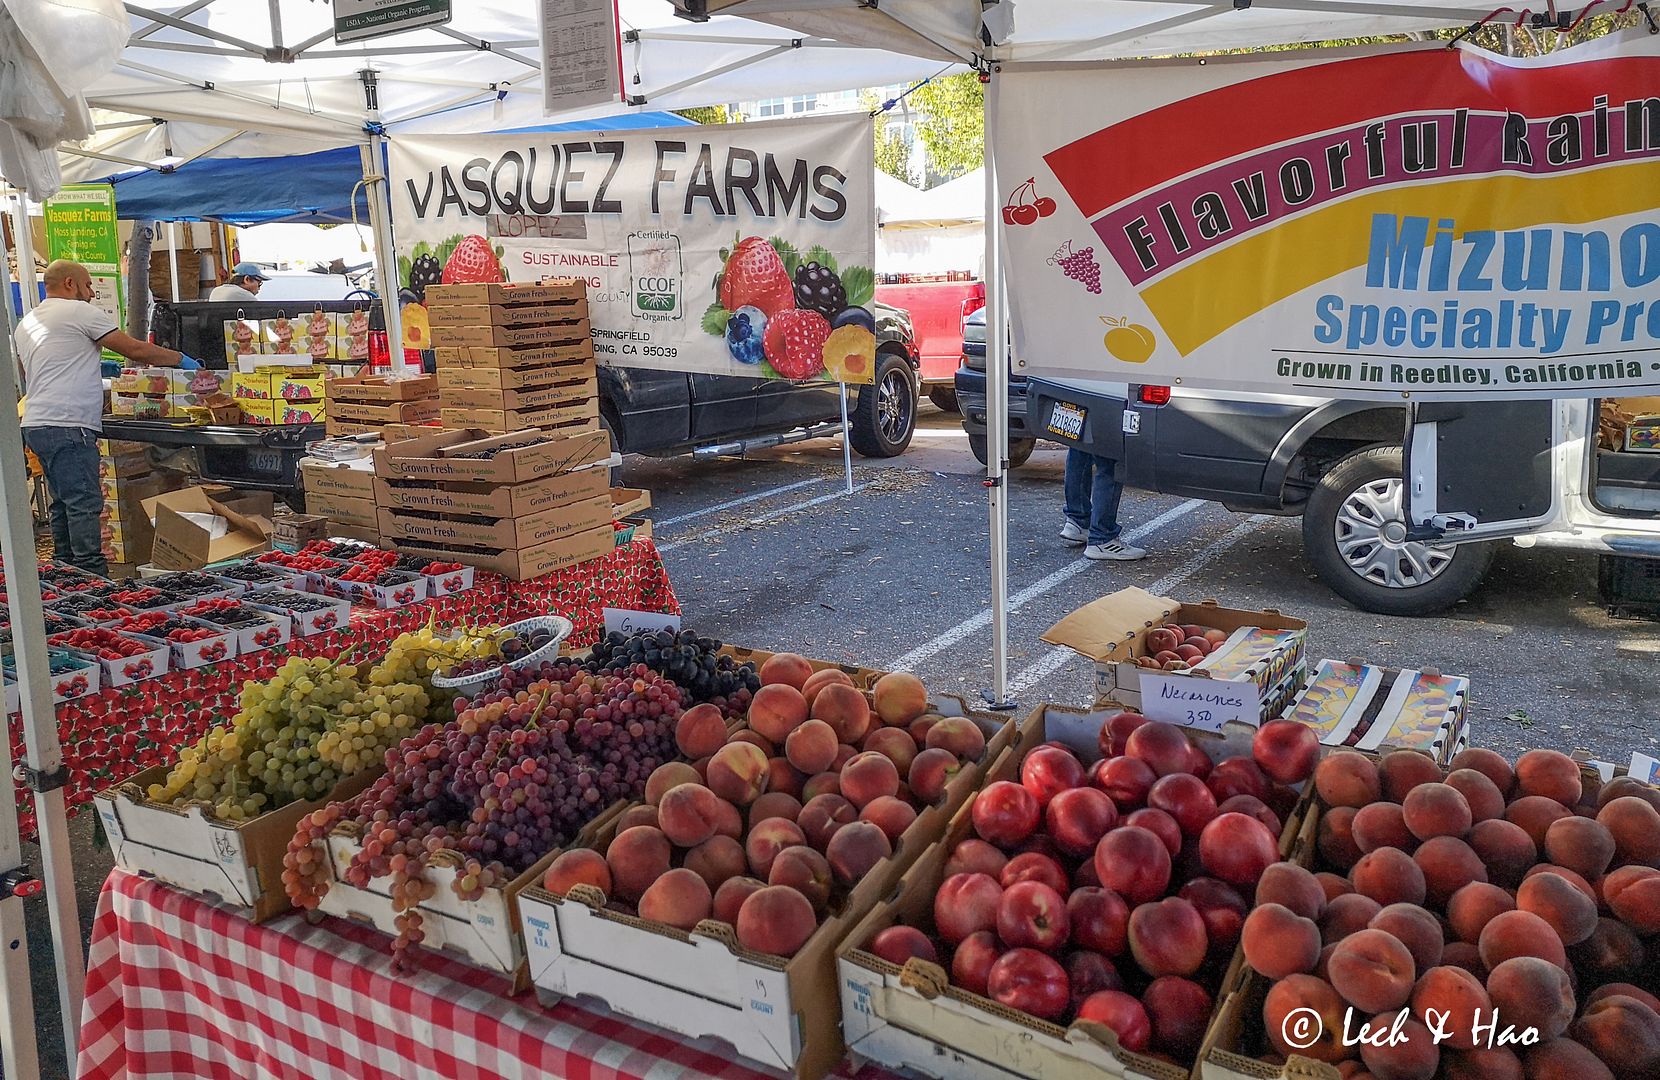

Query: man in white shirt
[208,263,268,302]
[15,260,195,574]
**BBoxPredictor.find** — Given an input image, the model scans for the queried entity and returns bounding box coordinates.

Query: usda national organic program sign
[387,115,878,385]
[993,33,1660,400]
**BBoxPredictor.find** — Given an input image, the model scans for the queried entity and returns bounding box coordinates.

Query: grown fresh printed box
[438,376,598,413]
[375,427,610,485]
[436,352,596,389]
[387,523,615,580]
[376,494,613,550]
[429,318,592,351]
[372,465,609,519]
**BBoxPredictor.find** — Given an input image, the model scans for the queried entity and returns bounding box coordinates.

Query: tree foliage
[673,105,731,125]
[908,73,984,181]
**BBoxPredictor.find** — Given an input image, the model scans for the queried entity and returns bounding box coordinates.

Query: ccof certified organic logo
[628,230,683,320]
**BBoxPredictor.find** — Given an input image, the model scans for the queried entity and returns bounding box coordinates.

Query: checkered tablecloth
[78,869,810,1080]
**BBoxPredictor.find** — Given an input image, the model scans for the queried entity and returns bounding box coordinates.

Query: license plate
[249,450,282,474]
[1048,401,1087,440]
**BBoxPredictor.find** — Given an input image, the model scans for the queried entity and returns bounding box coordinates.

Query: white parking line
[1004,515,1271,698]
[655,476,829,530]
[658,482,873,552]
[885,498,1211,673]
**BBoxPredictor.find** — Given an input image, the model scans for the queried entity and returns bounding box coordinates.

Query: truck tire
[928,386,959,413]
[851,353,917,458]
[968,434,1037,469]
[1303,445,1494,616]
[599,405,623,487]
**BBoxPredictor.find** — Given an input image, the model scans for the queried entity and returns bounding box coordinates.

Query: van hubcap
[878,370,910,442]
[1334,477,1454,589]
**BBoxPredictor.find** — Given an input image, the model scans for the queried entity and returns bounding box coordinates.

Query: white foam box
[112,614,239,670]
[94,766,383,923]
[422,564,475,597]
[1281,658,1470,767]
[837,705,1307,1080]
[519,694,1019,1080]
[57,631,171,687]
[312,800,627,987]
[242,587,353,638]
[179,603,293,654]
[34,654,101,701]
[322,569,429,610]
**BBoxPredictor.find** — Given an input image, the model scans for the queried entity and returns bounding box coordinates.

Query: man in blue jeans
[1062,448,1147,561]
[15,261,195,574]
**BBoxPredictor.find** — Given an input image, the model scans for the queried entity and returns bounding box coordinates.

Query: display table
[79,869,812,1080]
[10,539,678,840]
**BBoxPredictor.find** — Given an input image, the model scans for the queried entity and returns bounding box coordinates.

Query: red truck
[875,278,984,411]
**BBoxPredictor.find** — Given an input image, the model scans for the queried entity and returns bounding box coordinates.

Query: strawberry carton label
[241,588,353,638]
[325,569,428,611]
[423,564,475,598]
[64,633,171,688]
[164,621,240,670]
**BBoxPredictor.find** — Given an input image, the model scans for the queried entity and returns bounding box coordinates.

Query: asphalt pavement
[16,403,1660,1077]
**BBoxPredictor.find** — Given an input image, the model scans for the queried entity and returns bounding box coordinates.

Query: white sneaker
[1060,521,1089,545]
[1086,539,1147,561]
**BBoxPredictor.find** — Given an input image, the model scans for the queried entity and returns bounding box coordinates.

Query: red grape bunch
[1049,240,1102,295]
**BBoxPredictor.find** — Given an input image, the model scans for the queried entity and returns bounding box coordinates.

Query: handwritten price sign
[1140,673,1260,732]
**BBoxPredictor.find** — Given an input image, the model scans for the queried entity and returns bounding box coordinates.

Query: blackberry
[793,262,846,317]
[407,253,443,301]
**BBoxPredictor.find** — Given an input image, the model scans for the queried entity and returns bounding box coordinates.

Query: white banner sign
[1139,673,1261,733]
[388,115,878,384]
[992,33,1660,400]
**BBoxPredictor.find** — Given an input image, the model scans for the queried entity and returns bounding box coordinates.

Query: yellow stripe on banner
[1141,160,1660,355]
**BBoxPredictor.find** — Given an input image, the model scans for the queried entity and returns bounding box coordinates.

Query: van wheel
[851,353,917,458]
[599,407,623,487]
[1303,445,1493,616]
[968,434,1036,469]
[928,386,959,413]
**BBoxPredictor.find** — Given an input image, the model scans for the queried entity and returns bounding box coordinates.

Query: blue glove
[178,354,200,370]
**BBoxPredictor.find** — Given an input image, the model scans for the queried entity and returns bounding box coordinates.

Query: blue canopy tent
[97,111,695,225]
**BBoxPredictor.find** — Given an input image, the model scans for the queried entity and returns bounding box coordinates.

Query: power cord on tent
[1446,0,1654,44]
[349,173,380,255]
[869,64,960,117]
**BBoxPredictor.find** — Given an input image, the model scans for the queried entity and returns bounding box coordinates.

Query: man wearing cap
[15,260,197,574]
[209,262,268,302]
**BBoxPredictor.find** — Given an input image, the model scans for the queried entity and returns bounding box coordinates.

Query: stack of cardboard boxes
[427,281,599,435]
[299,460,380,546]
[325,373,441,438]
[232,366,327,426]
[98,439,184,569]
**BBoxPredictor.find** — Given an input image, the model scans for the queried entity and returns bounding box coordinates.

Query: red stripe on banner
[1043,50,1660,218]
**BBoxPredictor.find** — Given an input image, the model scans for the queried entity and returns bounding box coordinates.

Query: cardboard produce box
[307,490,378,529]
[520,694,1018,1080]
[327,374,437,402]
[326,522,382,547]
[324,418,383,438]
[438,376,598,413]
[425,280,587,307]
[376,493,612,550]
[611,487,651,519]
[328,398,441,426]
[373,465,608,518]
[439,401,598,435]
[430,318,592,351]
[376,427,610,485]
[142,487,274,570]
[94,767,382,923]
[436,352,596,389]
[1280,658,1469,766]
[1044,588,1307,725]
[388,523,614,580]
[434,341,593,372]
[428,300,589,329]
[301,460,376,501]
[271,513,331,553]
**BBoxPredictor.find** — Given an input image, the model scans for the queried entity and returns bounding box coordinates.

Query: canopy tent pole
[983,65,1013,710]
[359,70,408,374]
[839,383,854,494]
[168,222,182,300]
[11,196,38,313]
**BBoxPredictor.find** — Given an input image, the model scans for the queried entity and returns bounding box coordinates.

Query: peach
[1380,749,1443,802]
[1413,836,1487,905]
[1451,747,1514,795]
[1598,775,1660,811]
[543,849,611,898]
[831,741,859,771]
[674,702,729,760]
[869,925,939,967]
[1370,903,1443,972]
[872,671,928,726]
[706,741,769,805]
[1521,1039,1615,1080]
[1263,974,1352,1062]
[638,867,713,930]
[1587,983,1660,1013]
[765,757,806,801]
[1315,751,1383,808]
[1411,965,1491,1050]
[800,667,854,708]
[945,838,1007,881]
[1479,909,1568,971]
[712,875,766,925]
[683,834,747,890]
[1402,782,1473,842]
[1328,928,1416,1012]
[827,820,891,886]
[1443,1048,1522,1080]
[1543,816,1616,879]
[1251,719,1320,784]
[645,762,701,805]
[1094,826,1172,905]
[1207,755,1271,803]
[1125,721,1196,778]
[759,652,814,689]
[798,793,857,851]
[1179,877,1248,952]
[736,884,817,957]
[813,682,872,744]
[1242,903,1322,978]
[606,825,673,902]
[1142,975,1213,1058]
[950,930,1000,994]
[1514,749,1582,807]
[1359,1014,1439,1080]
[1354,802,1417,854]
[1199,811,1279,887]
[1322,893,1384,945]
[1604,864,1660,932]
[1448,882,1515,944]
[840,751,901,809]
[1598,795,1660,867]
[1317,872,1355,902]
[781,717,838,776]
[1319,806,1364,870]
[1505,794,1573,848]
[862,727,918,775]
[615,804,659,833]
[1093,755,1157,810]
[691,756,711,781]
[923,716,985,761]
[907,747,962,805]
[1570,917,1645,984]
[1518,871,1597,946]
[657,783,727,848]
[1523,863,1594,906]
[907,714,940,745]
[748,683,810,745]
[859,796,917,844]
[1440,941,1485,978]
[744,817,806,879]
[748,791,802,826]
[729,729,776,757]
[1257,862,1327,920]
[1469,818,1538,887]
[711,798,743,841]
[1488,955,1575,1039]
[1126,807,1183,858]
[801,771,840,802]
[1219,794,1283,837]
[1127,896,1208,978]
[1446,767,1507,824]
[768,844,832,913]
[1352,847,1427,907]
[1046,787,1118,858]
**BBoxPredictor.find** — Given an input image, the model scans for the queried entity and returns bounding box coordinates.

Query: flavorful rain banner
[992,33,1660,400]
[387,114,878,384]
